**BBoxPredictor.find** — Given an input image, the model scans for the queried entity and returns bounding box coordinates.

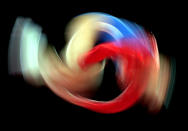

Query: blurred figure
[8,13,175,114]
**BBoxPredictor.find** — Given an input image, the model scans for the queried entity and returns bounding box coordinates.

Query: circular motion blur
[8,12,176,114]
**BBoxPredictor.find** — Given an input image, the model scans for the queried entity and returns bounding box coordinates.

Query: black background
[1,2,185,129]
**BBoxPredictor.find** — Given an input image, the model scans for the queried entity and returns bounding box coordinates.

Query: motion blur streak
[8,12,176,114]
